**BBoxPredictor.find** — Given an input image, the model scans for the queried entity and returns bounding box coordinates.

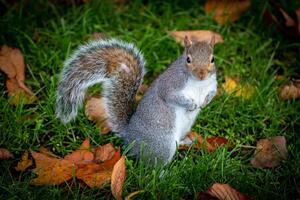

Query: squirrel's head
[184,36,215,80]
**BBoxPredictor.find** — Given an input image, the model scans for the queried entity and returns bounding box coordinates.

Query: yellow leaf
[222,77,254,99]
[15,151,33,172]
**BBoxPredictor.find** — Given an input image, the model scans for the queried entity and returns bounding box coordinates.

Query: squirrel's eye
[186,56,191,64]
[211,56,214,63]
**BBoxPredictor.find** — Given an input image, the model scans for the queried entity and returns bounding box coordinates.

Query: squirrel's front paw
[187,101,197,112]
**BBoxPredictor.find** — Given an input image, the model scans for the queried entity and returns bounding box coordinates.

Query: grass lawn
[1,0,300,199]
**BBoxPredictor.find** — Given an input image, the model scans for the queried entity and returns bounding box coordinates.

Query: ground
[0,0,300,199]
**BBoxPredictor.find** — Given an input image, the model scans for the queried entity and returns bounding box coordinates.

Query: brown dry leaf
[64,139,94,165]
[204,0,251,25]
[31,151,76,185]
[0,148,13,160]
[94,143,116,163]
[207,183,250,200]
[85,96,111,134]
[6,79,37,105]
[251,136,287,168]
[179,132,229,152]
[15,151,33,172]
[169,30,223,46]
[111,156,126,200]
[0,45,36,105]
[296,8,300,34]
[279,79,300,100]
[222,76,255,99]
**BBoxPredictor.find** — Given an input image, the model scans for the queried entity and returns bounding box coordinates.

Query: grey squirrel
[56,36,217,164]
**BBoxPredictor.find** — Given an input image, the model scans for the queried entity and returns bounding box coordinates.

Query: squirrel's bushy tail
[56,39,145,132]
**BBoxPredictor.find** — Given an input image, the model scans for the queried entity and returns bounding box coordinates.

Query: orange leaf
[0,46,17,78]
[251,136,287,168]
[79,138,90,149]
[100,149,121,170]
[15,151,33,172]
[169,30,223,46]
[94,143,116,163]
[78,170,112,188]
[206,136,228,152]
[279,8,296,27]
[111,156,126,200]
[64,139,94,165]
[76,163,112,188]
[75,148,121,188]
[31,151,76,185]
[0,148,13,160]
[204,0,251,25]
[85,97,112,134]
[207,183,250,200]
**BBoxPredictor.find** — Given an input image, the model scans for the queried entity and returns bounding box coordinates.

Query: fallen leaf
[169,30,223,46]
[207,183,250,200]
[111,156,126,200]
[15,151,33,171]
[31,151,76,185]
[76,149,121,188]
[296,8,300,34]
[76,162,112,188]
[0,148,13,160]
[179,132,229,152]
[6,79,37,105]
[206,136,228,152]
[64,139,94,165]
[85,96,111,134]
[125,190,145,200]
[222,76,255,99]
[38,146,61,158]
[204,0,251,25]
[263,2,300,38]
[279,79,300,100]
[94,143,116,163]
[100,149,121,170]
[77,170,112,188]
[251,136,287,168]
[27,139,123,188]
[0,45,36,105]
[279,8,296,27]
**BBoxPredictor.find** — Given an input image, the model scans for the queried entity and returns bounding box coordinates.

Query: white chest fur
[174,74,217,143]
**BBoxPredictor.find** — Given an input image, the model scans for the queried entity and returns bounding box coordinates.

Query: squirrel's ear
[184,36,192,48]
[209,35,216,48]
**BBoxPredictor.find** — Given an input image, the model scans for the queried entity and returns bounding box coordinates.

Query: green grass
[1,0,300,199]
